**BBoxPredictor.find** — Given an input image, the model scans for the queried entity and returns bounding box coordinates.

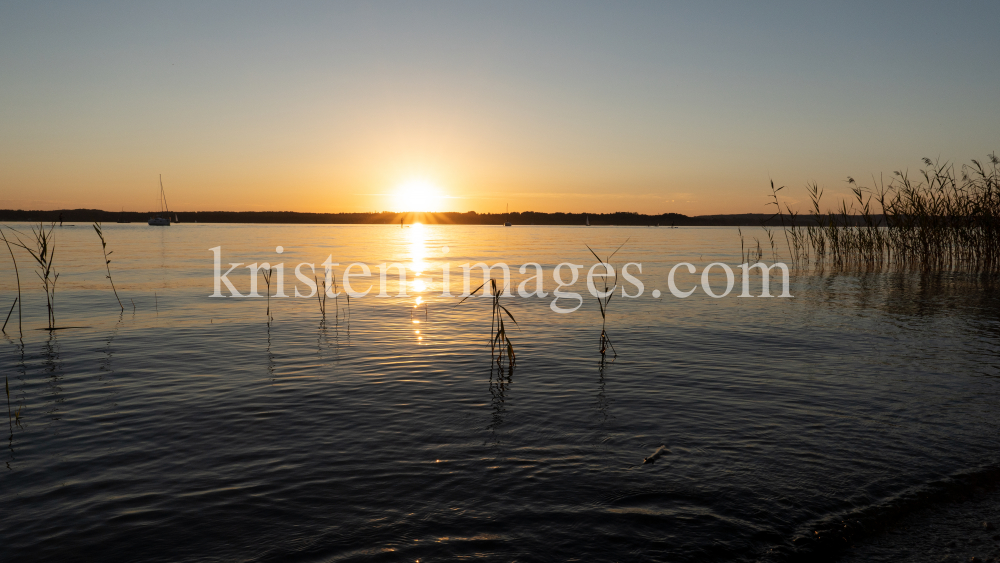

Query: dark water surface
[1,224,998,562]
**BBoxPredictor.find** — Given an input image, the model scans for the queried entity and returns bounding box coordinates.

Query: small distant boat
[504,204,512,227]
[585,215,590,226]
[148,174,171,226]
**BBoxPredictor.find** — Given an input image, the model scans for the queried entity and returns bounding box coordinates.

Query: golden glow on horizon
[393,179,444,212]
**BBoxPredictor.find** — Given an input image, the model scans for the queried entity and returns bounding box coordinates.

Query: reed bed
[773,153,1000,273]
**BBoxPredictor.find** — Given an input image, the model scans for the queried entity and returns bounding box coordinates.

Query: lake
[2,223,998,562]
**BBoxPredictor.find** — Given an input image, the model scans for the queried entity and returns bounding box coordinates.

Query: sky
[1,1,997,216]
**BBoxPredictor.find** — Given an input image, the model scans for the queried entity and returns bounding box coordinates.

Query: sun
[393,179,443,212]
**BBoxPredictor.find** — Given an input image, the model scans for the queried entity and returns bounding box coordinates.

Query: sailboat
[585,215,590,226]
[504,204,512,227]
[148,175,171,226]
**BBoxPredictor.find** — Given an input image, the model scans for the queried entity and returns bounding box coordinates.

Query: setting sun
[392,179,444,212]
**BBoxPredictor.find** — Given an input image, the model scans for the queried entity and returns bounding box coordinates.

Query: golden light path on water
[409,222,428,342]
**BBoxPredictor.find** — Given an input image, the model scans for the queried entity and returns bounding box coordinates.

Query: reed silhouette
[771,152,1000,273]
[738,227,765,264]
[586,238,628,359]
[2,299,15,334]
[262,267,274,321]
[92,222,123,312]
[0,228,22,337]
[459,278,518,369]
[313,274,327,320]
[8,223,59,330]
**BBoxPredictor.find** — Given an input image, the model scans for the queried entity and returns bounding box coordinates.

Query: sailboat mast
[159,174,170,213]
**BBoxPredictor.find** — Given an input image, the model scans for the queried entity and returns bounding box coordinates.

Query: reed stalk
[586,239,628,359]
[0,227,23,337]
[738,228,764,264]
[9,223,58,330]
[262,267,274,321]
[92,222,124,312]
[767,181,790,259]
[459,278,518,368]
[2,298,16,333]
[313,274,327,320]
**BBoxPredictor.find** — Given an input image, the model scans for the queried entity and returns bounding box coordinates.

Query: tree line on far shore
[0,209,849,227]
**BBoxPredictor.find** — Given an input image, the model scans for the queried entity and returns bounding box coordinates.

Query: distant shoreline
[0,209,862,227]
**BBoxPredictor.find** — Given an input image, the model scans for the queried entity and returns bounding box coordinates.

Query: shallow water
[1,224,998,562]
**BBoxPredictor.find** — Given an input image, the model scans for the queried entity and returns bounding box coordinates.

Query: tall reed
[10,223,59,330]
[586,239,628,359]
[772,153,1000,273]
[2,298,16,333]
[0,228,23,337]
[331,271,343,323]
[738,228,766,264]
[315,270,348,327]
[313,274,327,320]
[92,222,123,312]
[262,267,274,321]
[460,278,518,368]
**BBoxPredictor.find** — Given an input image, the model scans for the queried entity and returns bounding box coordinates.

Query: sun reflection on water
[409,222,427,275]
[406,223,434,343]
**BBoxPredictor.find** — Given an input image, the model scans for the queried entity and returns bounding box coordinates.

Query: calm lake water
[1,224,998,562]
